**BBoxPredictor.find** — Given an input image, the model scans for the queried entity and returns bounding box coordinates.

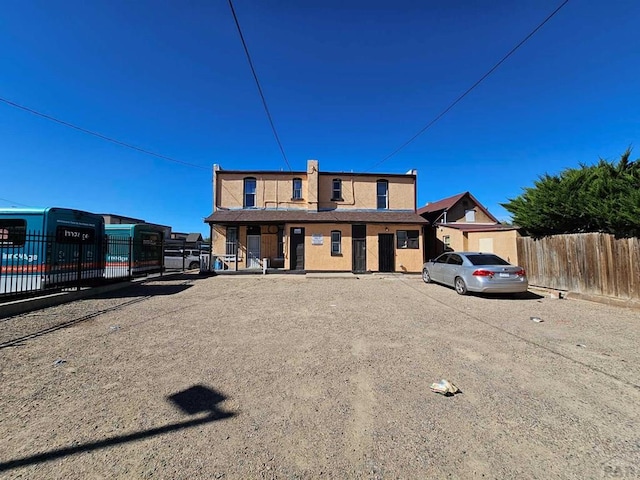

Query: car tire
[422,268,432,283]
[454,276,468,295]
[189,262,199,270]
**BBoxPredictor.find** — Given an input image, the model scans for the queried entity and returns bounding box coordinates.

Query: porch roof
[205,209,429,225]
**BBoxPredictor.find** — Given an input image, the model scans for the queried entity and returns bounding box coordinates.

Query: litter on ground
[430,379,460,396]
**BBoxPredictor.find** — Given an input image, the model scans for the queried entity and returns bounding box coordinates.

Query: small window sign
[311,234,323,245]
[293,228,302,234]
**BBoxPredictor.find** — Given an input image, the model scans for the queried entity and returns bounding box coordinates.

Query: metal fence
[0,232,162,301]
[517,233,640,300]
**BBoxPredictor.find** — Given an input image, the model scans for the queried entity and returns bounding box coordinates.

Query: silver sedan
[422,252,528,295]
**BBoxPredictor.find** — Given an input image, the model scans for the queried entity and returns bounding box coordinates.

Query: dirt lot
[0,273,639,479]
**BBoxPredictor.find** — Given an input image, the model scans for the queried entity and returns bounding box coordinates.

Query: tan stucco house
[205,160,428,273]
[418,192,520,264]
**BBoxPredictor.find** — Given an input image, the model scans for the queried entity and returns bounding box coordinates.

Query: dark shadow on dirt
[93,283,193,299]
[0,385,235,472]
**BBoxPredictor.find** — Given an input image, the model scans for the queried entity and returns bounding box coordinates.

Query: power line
[0,97,209,171]
[367,0,570,172]
[228,0,292,172]
[0,197,31,207]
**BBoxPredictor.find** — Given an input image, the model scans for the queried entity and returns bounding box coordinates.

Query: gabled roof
[186,233,203,242]
[417,192,467,216]
[205,209,428,225]
[417,192,499,223]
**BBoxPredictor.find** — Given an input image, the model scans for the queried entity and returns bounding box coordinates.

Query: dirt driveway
[0,274,638,479]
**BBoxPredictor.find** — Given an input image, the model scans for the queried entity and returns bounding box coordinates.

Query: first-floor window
[226,227,238,256]
[443,235,451,251]
[331,230,341,255]
[397,230,419,249]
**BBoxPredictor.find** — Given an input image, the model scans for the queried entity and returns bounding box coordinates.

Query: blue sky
[1,0,638,235]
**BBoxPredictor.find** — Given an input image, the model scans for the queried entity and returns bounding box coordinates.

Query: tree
[501,149,640,238]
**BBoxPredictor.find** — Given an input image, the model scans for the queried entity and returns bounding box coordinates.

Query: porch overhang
[204,210,429,226]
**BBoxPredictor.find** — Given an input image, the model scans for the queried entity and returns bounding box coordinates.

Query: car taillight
[515,269,526,277]
[472,269,494,277]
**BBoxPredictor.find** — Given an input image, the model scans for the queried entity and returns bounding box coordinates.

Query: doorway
[289,227,305,270]
[378,233,395,272]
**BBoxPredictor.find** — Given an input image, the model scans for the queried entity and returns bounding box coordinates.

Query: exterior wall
[446,197,495,223]
[216,170,416,212]
[436,226,520,265]
[436,226,466,253]
[366,224,423,273]
[215,173,308,210]
[213,222,423,272]
[466,229,520,265]
[287,223,352,271]
[318,174,415,211]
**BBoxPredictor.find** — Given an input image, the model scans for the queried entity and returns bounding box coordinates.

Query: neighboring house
[204,159,428,272]
[169,232,204,249]
[417,192,520,264]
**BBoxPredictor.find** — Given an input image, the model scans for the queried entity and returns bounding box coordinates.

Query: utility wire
[367,0,570,172]
[228,0,292,172]
[0,97,209,171]
[0,197,31,207]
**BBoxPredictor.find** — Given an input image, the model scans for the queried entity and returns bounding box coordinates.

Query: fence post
[76,242,83,291]
[128,238,133,280]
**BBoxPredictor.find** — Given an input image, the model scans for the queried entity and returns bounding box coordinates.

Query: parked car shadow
[479,291,545,300]
[0,384,235,472]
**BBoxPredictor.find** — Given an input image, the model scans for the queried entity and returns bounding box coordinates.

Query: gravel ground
[0,273,638,479]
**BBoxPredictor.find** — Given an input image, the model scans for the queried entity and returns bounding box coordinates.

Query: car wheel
[422,268,432,283]
[189,262,199,270]
[454,276,468,295]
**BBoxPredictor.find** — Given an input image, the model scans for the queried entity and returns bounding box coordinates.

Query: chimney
[306,159,319,211]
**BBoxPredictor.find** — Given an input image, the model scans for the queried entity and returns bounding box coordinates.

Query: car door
[430,254,450,283]
[442,253,464,286]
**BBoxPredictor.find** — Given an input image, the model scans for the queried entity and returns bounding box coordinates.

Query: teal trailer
[105,224,164,278]
[0,207,105,295]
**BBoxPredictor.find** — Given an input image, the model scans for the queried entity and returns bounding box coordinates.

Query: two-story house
[204,160,428,273]
[418,191,520,264]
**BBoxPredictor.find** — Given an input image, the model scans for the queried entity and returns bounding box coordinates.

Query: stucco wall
[466,229,520,265]
[215,173,308,210]
[436,226,520,265]
[365,224,423,273]
[446,196,494,223]
[287,223,353,271]
[216,172,416,211]
[317,175,416,211]
[212,222,424,272]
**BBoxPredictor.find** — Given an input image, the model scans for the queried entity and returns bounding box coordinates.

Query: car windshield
[465,254,510,266]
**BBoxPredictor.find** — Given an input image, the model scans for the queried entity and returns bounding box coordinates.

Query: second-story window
[332,179,342,201]
[377,180,388,209]
[244,177,256,208]
[292,178,303,200]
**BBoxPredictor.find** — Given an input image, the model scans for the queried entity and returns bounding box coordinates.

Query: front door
[352,224,366,273]
[289,227,305,270]
[378,233,395,272]
[247,235,261,268]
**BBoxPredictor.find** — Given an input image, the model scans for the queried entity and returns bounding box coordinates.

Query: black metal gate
[378,233,395,272]
[352,224,366,273]
[289,227,305,270]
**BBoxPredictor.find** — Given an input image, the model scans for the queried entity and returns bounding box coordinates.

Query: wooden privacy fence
[517,233,639,300]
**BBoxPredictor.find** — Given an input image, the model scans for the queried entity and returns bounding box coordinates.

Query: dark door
[352,224,366,273]
[378,233,395,272]
[289,227,305,270]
